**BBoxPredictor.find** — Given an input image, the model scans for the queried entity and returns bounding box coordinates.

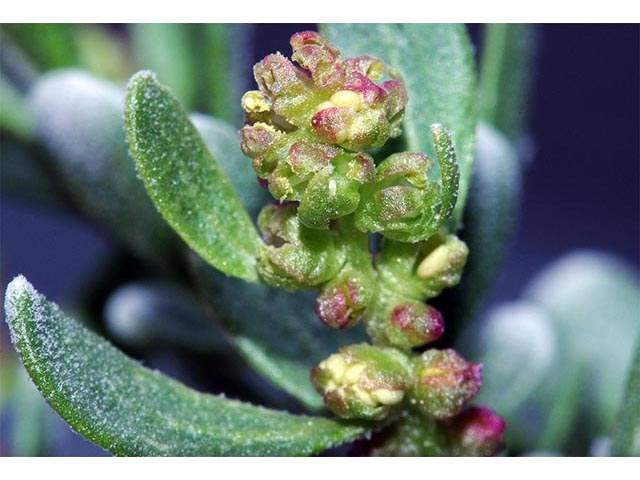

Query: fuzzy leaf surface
[29,70,178,269]
[4,276,367,456]
[126,71,261,282]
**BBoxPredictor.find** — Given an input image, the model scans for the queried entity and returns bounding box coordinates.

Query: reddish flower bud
[411,349,483,419]
[447,406,506,456]
[316,274,371,329]
[239,122,282,159]
[310,106,352,144]
[385,301,444,349]
[290,30,345,90]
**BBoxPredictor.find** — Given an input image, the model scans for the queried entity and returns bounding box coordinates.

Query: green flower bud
[375,234,468,301]
[355,125,459,242]
[410,349,482,420]
[297,151,374,229]
[256,203,344,291]
[384,300,445,349]
[417,234,469,297]
[369,414,449,457]
[311,343,411,420]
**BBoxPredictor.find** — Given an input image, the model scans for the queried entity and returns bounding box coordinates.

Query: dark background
[1,24,639,455]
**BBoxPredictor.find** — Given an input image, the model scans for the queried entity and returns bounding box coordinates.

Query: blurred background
[1,24,638,456]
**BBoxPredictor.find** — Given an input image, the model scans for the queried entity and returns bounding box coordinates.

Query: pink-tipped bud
[240,123,282,159]
[385,301,444,348]
[290,30,345,89]
[411,349,483,420]
[316,275,370,329]
[310,106,352,144]
[447,406,506,457]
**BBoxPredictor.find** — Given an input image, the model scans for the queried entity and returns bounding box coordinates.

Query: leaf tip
[126,69,158,91]
[4,275,36,350]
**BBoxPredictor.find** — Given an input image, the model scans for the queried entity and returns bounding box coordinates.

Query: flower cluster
[240,31,505,456]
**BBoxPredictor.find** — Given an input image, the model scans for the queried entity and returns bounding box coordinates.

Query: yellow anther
[344,363,367,384]
[366,61,385,81]
[352,385,375,405]
[315,101,334,112]
[420,366,445,378]
[417,244,450,279]
[324,354,347,381]
[371,388,404,405]
[252,121,279,134]
[241,90,271,113]
[330,90,364,111]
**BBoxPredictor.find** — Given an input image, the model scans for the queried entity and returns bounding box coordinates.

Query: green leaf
[4,276,367,456]
[193,24,252,125]
[190,113,270,219]
[459,301,560,451]
[479,24,538,140]
[10,365,51,456]
[75,25,133,82]
[190,257,368,410]
[440,122,521,336]
[611,335,640,456]
[525,252,640,444]
[0,28,39,91]
[131,24,197,110]
[0,70,33,141]
[104,280,229,353]
[126,71,262,282]
[2,24,78,70]
[29,70,178,270]
[322,23,478,227]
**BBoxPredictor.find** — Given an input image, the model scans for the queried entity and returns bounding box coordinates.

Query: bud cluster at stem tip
[240,31,408,230]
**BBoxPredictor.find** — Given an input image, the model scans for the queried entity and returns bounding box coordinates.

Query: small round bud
[385,301,444,349]
[316,274,371,329]
[297,152,375,229]
[256,203,344,291]
[311,343,411,420]
[410,349,483,420]
[447,406,506,456]
[355,152,442,241]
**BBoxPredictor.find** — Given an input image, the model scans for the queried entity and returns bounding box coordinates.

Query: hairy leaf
[190,113,270,219]
[459,301,559,451]
[479,24,538,140]
[525,252,640,445]
[104,280,229,353]
[126,71,262,282]
[322,24,477,226]
[2,24,78,70]
[4,276,367,456]
[439,122,521,336]
[190,257,368,410]
[131,24,197,109]
[611,335,640,456]
[29,70,178,269]
[0,70,33,141]
[194,24,252,125]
